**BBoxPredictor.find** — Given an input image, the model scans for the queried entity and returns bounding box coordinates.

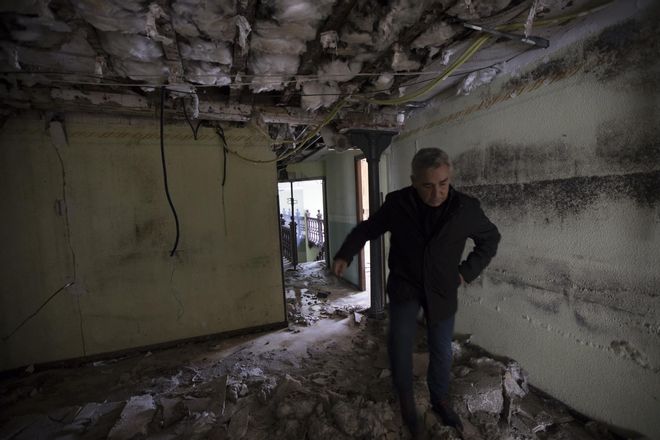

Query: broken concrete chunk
[108,394,157,440]
[453,369,504,414]
[160,397,186,427]
[307,415,345,439]
[184,411,217,440]
[331,401,360,436]
[503,362,529,399]
[358,401,395,438]
[227,405,249,440]
[257,377,278,404]
[48,406,81,424]
[531,410,556,433]
[273,374,303,402]
[276,397,317,420]
[69,401,124,438]
[227,382,241,403]
[184,397,213,413]
[317,290,331,299]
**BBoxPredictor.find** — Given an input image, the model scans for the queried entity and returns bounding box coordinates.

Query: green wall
[0,113,285,371]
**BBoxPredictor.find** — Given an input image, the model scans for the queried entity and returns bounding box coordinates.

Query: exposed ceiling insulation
[0,0,620,164]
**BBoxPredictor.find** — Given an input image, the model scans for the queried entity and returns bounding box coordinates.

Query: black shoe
[431,400,463,431]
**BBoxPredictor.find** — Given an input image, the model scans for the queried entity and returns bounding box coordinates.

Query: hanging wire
[219,97,348,164]
[159,87,180,256]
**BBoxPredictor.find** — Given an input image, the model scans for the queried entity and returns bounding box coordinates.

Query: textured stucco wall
[390,8,660,438]
[0,113,285,371]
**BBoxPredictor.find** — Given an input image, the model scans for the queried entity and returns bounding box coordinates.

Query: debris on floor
[0,262,627,440]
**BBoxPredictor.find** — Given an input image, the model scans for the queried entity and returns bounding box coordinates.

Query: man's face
[411,164,452,207]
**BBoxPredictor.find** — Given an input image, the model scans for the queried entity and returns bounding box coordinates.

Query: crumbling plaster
[389,10,660,438]
[0,114,285,371]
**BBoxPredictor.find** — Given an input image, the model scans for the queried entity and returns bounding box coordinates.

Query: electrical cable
[219,97,347,164]
[1,282,74,342]
[216,125,229,187]
[214,125,229,236]
[1,126,80,344]
[182,97,202,140]
[159,86,180,256]
[362,0,613,107]
[364,35,491,106]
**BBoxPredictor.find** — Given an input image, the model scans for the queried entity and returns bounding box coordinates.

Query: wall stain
[460,170,660,218]
[134,218,168,247]
[453,142,578,186]
[573,310,599,332]
[485,270,656,321]
[610,340,652,371]
[229,255,272,271]
[503,56,581,94]
[582,16,660,83]
[595,116,660,173]
[520,314,660,373]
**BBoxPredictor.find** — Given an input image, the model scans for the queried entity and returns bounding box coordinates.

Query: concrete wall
[0,113,285,371]
[286,160,325,179]
[390,8,660,438]
[325,151,361,286]
[325,149,392,289]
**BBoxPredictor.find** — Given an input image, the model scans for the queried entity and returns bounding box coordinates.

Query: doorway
[355,158,370,292]
[277,178,327,269]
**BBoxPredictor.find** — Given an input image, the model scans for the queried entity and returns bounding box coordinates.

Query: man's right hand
[332,258,348,277]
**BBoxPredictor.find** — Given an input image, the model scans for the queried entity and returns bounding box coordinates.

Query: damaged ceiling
[0,0,610,164]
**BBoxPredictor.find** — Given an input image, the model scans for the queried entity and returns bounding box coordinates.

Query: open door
[277,178,327,269]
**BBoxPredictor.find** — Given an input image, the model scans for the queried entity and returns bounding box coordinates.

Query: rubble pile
[284,261,365,327]
[0,262,624,440]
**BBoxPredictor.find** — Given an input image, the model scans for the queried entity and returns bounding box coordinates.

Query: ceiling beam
[1,86,400,129]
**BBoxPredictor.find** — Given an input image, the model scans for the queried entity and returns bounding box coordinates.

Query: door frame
[277,176,329,267]
[354,156,367,291]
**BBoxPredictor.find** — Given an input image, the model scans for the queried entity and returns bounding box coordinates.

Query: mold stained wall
[0,114,285,371]
[389,10,660,438]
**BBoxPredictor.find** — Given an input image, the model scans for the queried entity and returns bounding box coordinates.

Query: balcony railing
[280,210,325,265]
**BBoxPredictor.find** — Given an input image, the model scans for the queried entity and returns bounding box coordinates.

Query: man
[332,148,500,437]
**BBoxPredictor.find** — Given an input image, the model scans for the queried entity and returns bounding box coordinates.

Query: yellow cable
[363,0,613,107]
[365,35,490,106]
[225,0,613,163]
[221,98,347,164]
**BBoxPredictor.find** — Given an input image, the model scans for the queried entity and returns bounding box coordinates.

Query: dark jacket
[334,186,500,323]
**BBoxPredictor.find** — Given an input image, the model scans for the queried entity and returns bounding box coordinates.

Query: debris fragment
[320,30,338,51]
[107,394,157,440]
[227,405,249,440]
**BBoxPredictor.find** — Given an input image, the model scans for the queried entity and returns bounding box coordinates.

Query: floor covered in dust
[0,261,626,440]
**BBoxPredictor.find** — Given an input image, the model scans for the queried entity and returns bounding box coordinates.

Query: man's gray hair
[411,148,452,177]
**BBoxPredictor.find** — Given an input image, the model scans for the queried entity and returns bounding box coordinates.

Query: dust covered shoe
[431,400,463,431]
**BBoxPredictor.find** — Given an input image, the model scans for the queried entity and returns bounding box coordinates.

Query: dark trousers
[388,298,455,404]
